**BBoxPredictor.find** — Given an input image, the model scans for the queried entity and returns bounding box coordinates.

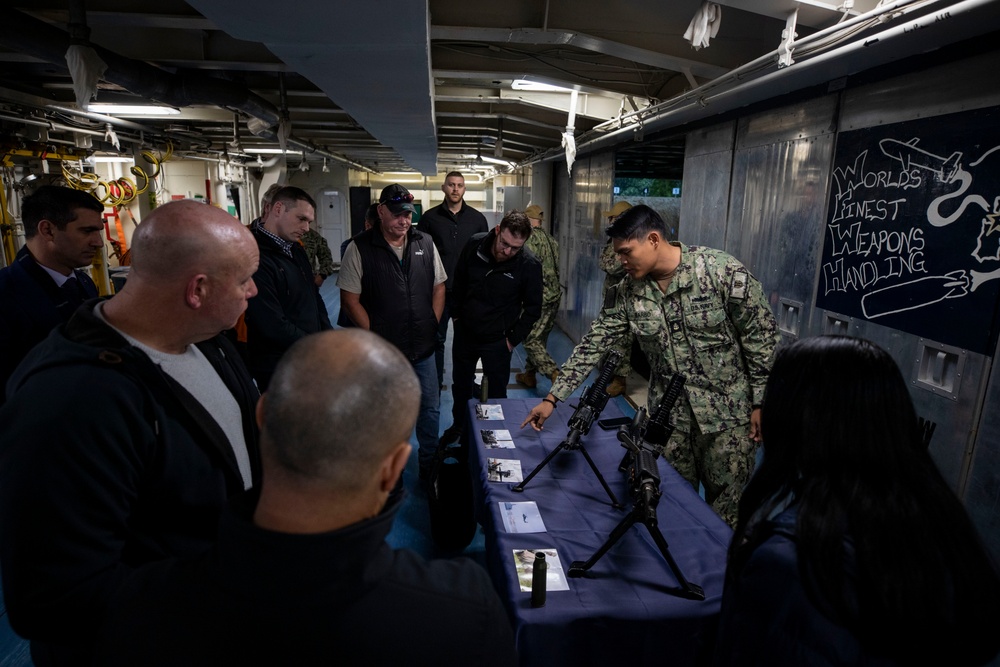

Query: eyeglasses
[497,235,524,254]
[381,193,414,204]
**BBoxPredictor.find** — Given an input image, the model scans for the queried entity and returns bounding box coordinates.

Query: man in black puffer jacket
[441,210,542,443]
[0,200,262,666]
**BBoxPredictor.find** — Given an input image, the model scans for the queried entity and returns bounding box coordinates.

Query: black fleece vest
[356,229,437,361]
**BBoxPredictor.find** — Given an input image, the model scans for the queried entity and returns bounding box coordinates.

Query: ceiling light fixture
[462,154,516,168]
[245,148,303,155]
[511,79,574,93]
[322,158,330,173]
[87,104,180,116]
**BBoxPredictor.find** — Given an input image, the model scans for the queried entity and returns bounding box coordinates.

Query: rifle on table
[568,373,705,600]
[512,349,624,508]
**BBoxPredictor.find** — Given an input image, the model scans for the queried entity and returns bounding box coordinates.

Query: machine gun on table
[567,373,705,600]
[512,349,624,508]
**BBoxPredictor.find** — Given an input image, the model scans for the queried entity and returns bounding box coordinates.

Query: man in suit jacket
[0,185,104,403]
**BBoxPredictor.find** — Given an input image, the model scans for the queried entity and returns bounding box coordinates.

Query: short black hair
[605,204,667,241]
[21,185,103,238]
[271,186,316,210]
[499,210,532,239]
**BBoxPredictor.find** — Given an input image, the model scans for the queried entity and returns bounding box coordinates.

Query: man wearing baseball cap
[338,184,447,482]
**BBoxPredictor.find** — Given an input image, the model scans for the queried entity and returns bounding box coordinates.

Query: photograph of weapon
[567,373,705,601]
[512,349,624,508]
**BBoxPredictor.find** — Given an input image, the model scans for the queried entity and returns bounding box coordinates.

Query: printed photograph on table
[500,501,546,533]
[482,429,515,448]
[488,458,523,483]
[513,548,571,593]
[476,404,505,420]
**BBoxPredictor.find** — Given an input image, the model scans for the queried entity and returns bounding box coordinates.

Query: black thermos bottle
[531,551,547,607]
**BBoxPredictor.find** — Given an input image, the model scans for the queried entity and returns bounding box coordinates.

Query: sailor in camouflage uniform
[523,205,778,527]
[300,226,336,286]
[516,205,561,387]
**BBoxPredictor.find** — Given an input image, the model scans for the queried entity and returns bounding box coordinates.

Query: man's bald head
[262,330,420,491]
[129,200,253,283]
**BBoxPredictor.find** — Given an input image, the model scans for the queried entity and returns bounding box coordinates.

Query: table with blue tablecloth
[466,398,733,666]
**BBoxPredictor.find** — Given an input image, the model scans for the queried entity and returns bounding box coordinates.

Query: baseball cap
[524,204,544,220]
[602,201,632,219]
[379,184,416,214]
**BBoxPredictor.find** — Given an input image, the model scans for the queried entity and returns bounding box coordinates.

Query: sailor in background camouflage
[300,224,336,287]
[598,200,634,396]
[522,205,779,526]
[516,204,561,388]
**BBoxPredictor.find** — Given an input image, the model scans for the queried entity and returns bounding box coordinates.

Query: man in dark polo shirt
[419,171,488,390]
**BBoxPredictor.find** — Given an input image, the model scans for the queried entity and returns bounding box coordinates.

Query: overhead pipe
[595,0,938,133]
[0,7,282,135]
[247,127,376,173]
[0,111,160,147]
[46,105,212,148]
[526,0,995,164]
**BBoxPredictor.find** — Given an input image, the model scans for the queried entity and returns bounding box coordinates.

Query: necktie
[60,277,87,308]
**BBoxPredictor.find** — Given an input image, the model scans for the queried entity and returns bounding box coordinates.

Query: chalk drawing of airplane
[860,268,1000,319]
[879,138,962,184]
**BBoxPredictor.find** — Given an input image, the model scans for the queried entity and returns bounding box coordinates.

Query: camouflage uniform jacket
[551,242,778,434]
[300,229,336,278]
[598,241,626,279]
[525,226,560,305]
[599,241,627,295]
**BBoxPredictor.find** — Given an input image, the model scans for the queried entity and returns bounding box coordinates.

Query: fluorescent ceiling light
[244,148,303,155]
[88,104,180,116]
[90,156,134,163]
[461,154,516,167]
[511,79,573,93]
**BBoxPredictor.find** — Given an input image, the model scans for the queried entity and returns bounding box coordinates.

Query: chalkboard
[816,106,1000,355]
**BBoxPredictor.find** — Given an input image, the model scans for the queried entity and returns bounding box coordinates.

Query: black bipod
[512,350,624,509]
[567,374,703,600]
[567,448,704,600]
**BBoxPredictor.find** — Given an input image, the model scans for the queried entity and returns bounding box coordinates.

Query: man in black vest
[246,186,332,390]
[0,185,104,404]
[338,184,446,481]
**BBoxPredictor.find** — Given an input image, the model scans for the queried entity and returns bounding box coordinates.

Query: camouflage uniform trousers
[663,418,758,528]
[522,299,560,377]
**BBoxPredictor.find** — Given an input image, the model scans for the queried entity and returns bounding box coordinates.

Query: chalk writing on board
[816,106,1000,355]
[822,138,1000,319]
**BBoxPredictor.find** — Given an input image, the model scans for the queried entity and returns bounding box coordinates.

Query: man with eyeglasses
[420,172,488,391]
[440,210,542,445]
[338,184,447,483]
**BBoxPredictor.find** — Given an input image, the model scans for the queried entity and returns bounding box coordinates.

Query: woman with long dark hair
[714,335,1000,666]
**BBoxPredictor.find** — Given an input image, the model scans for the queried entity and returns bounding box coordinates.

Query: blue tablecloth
[467,398,733,667]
